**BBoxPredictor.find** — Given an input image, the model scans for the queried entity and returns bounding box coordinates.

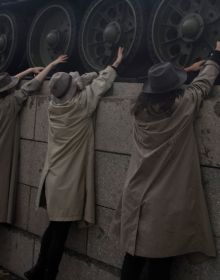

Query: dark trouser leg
[24,222,54,280]
[38,222,55,265]
[121,253,146,280]
[148,257,173,280]
[44,221,71,280]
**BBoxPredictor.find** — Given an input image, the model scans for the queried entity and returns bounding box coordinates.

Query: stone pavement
[0,268,20,280]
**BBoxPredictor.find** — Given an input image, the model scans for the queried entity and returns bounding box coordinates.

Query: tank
[0,0,219,80]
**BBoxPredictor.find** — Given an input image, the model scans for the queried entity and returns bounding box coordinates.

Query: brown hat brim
[143,68,187,94]
[0,77,19,93]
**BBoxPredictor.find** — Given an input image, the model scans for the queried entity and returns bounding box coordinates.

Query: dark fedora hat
[143,62,187,94]
[0,72,19,93]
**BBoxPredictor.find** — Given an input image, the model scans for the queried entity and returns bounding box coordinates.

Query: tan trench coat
[37,66,117,224]
[111,60,219,259]
[0,79,41,223]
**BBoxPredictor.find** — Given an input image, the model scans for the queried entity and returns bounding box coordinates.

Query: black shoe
[24,265,45,280]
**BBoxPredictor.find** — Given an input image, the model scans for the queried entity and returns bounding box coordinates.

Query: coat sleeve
[185,60,220,113]
[85,66,117,115]
[12,79,42,114]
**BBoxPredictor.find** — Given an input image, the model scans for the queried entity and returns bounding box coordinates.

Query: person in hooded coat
[0,56,68,225]
[110,42,220,280]
[0,66,42,224]
[0,55,67,225]
[24,47,124,280]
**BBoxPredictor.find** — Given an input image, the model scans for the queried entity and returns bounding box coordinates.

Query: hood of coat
[71,72,98,91]
[50,71,98,105]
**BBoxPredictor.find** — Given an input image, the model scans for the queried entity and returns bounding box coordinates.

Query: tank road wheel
[27,1,77,67]
[148,0,220,67]
[79,0,145,72]
[0,11,25,72]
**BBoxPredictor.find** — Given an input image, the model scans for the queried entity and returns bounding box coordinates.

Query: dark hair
[131,88,184,116]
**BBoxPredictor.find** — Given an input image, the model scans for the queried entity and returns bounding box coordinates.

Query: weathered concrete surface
[202,167,220,238]
[20,97,36,141]
[27,188,49,236]
[96,152,130,209]
[19,140,47,188]
[14,184,30,231]
[34,239,120,280]
[87,206,123,268]
[34,96,49,142]
[0,227,33,278]
[0,82,220,280]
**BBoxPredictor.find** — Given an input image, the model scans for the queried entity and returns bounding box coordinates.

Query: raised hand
[112,47,124,68]
[184,60,205,72]
[215,41,220,52]
[51,54,68,66]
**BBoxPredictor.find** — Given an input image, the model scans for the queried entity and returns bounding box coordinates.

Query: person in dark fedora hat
[142,62,187,94]
[0,55,67,227]
[111,42,220,280]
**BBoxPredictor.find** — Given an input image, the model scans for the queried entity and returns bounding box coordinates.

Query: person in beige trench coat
[0,55,68,225]
[24,48,124,280]
[0,66,45,224]
[110,42,220,280]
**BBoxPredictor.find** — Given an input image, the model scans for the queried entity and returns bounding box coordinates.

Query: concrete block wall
[0,82,220,279]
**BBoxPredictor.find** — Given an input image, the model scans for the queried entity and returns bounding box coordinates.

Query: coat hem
[49,215,95,224]
[124,248,216,260]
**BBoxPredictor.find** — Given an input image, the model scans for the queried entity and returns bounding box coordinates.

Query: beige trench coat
[0,79,41,223]
[111,61,219,259]
[37,66,117,224]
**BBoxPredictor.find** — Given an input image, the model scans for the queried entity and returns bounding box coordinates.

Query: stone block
[33,238,40,265]
[58,253,120,280]
[95,98,133,154]
[65,224,88,255]
[20,96,36,140]
[33,239,120,280]
[19,139,47,188]
[171,238,220,280]
[113,82,141,98]
[34,96,49,142]
[202,167,220,238]
[14,184,31,231]
[96,152,130,209]
[28,188,49,237]
[196,89,220,168]
[87,206,123,268]
[0,226,34,278]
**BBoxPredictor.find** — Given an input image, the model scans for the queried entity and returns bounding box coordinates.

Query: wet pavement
[0,268,20,280]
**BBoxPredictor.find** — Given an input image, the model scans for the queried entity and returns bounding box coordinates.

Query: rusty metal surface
[149,0,220,67]
[27,1,77,67]
[1,0,220,78]
[78,0,145,72]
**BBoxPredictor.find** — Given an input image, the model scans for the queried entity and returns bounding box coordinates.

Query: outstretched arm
[34,54,68,83]
[15,54,68,81]
[183,42,220,113]
[185,41,220,97]
[111,47,124,69]
[15,67,44,80]
[184,60,206,73]
[85,47,124,114]
[90,47,124,96]
[12,55,68,114]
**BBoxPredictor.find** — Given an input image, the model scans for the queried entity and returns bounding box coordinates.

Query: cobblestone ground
[0,268,20,280]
